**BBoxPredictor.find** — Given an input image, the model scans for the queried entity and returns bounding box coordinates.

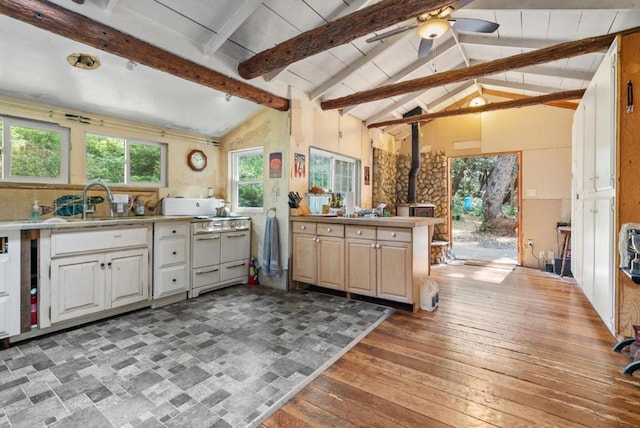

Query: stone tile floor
[0,286,392,428]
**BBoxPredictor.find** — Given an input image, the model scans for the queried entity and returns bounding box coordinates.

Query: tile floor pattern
[0,286,392,428]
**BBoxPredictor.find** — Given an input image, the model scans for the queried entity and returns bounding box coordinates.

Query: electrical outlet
[207,187,213,197]
[527,239,534,247]
[539,251,545,259]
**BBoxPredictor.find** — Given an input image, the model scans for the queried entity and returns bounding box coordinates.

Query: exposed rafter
[237,0,472,79]
[0,0,289,111]
[321,26,640,111]
[483,89,579,110]
[263,0,375,82]
[203,0,262,56]
[477,78,581,95]
[368,89,586,128]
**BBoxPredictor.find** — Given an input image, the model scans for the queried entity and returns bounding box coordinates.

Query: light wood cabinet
[153,221,189,299]
[292,221,345,291]
[50,226,151,324]
[345,226,412,303]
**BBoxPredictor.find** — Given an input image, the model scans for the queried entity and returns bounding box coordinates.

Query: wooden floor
[262,264,640,427]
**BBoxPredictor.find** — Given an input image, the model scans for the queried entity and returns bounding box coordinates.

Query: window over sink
[85,132,166,186]
[0,116,70,184]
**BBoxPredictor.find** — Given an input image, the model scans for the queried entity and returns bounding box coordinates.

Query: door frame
[447,151,523,265]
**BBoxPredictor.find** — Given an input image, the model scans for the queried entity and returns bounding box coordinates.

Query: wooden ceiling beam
[0,0,289,111]
[237,0,472,80]
[368,89,585,128]
[483,89,579,110]
[322,26,640,111]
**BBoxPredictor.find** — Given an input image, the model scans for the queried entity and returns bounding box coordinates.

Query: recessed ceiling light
[67,53,100,70]
[469,95,487,107]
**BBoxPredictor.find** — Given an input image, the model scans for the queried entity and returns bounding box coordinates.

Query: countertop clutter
[290,214,444,228]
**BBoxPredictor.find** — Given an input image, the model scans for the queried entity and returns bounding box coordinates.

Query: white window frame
[85,132,167,187]
[230,147,264,213]
[0,116,70,184]
[309,147,360,201]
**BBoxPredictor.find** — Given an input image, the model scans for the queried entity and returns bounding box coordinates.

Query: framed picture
[364,165,370,185]
[269,152,282,178]
[293,152,306,179]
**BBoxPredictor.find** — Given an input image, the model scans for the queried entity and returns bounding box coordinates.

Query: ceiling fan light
[416,19,450,39]
[469,95,487,107]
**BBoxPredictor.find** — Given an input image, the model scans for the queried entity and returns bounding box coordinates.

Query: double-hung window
[0,116,70,183]
[85,133,166,186]
[230,147,264,212]
[309,147,360,198]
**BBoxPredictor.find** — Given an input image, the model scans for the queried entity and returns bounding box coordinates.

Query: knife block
[297,199,312,215]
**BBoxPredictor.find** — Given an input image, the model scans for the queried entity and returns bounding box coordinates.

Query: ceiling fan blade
[418,38,434,59]
[366,24,417,43]
[450,18,499,33]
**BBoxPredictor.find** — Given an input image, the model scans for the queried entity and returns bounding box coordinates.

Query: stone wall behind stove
[373,149,449,241]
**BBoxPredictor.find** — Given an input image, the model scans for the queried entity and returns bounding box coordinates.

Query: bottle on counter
[30,200,40,222]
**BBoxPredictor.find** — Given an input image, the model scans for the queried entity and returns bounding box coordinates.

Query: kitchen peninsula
[291,215,444,311]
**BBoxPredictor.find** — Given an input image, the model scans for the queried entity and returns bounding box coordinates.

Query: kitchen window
[231,147,263,212]
[309,147,360,198]
[0,116,70,184]
[85,133,166,186]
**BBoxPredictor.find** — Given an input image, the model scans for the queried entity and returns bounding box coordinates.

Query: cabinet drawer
[192,265,220,288]
[155,222,188,239]
[292,222,316,235]
[52,227,149,256]
[156,264,189,297]
[346,225,376,240]
[157,240,187,266]
[220,259,248,281]
[377,227,412,243]
[317,224,344,237]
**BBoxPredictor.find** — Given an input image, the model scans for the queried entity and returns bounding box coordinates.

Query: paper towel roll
[345,191,354,215]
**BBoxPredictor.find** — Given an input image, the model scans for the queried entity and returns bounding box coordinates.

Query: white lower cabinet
[0,229,21,339]
[50,226,151,324]
[153,222,189,299]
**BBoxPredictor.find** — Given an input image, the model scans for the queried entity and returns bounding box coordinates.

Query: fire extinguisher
[248,257,260,286]
[30,288,38,325]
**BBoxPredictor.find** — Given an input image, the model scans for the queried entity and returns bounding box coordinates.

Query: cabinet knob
[357,230,362,235]
[172,278,177,282]
[107,262,112,267]
[376,244,380,249]
[301,225,306,230]
[327,228,332,232]
[391,232,396,237]
[172,251,177,255]
[172,230,177,234]
[371,243,375,248]
[100,263,105,268]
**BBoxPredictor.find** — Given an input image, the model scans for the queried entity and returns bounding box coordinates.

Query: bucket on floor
[420,278,439,311]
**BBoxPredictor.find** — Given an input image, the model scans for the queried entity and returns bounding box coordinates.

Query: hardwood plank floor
[262,264,640,427]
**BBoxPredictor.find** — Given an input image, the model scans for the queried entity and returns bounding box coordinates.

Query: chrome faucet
[82,181,115,219]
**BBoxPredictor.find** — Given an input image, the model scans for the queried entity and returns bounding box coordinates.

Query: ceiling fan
[365,6,499,59]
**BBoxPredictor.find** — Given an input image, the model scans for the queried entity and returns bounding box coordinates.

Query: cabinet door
[157,239,187,266]
[109,248,149,308]
[582,87,596,193]
[317,236,345,290]
[592,197,615,333]
[581,199,596,302]
[594,49,616,192]
[292,233,317,284]
[377,241,412,303]
[345,239,376,297]
[51,254,106,323]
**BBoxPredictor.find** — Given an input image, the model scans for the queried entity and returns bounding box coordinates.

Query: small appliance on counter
[162,197,222,216]
[112,194,130,217]
[618,224,640,283]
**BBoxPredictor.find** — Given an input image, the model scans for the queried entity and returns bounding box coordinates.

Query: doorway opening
[449,152,521,266]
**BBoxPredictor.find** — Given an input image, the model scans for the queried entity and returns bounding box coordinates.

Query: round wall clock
[187,149,207,171]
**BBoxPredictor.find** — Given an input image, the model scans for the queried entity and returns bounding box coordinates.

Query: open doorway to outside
[449,152,521,266]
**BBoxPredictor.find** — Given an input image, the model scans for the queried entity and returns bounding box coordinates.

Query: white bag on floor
[420,278,439,311]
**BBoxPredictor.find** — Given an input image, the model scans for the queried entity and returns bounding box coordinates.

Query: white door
[593,197,615,334]
[110,249,149,308]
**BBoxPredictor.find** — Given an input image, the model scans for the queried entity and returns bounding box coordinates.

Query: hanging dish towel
[262,215,280,276]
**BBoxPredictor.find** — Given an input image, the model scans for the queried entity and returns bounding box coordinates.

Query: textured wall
[373,148,449,241]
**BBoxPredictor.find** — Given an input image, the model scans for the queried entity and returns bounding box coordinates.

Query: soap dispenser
[31,200,41,222]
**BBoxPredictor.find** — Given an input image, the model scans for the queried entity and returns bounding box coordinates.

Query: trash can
[463,196,473,211]
[420,279,439,311]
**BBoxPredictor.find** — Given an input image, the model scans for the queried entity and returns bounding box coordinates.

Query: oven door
[192,232,221,268]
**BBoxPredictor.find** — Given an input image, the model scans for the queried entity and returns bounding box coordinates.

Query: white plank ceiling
[0,0,639,137]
